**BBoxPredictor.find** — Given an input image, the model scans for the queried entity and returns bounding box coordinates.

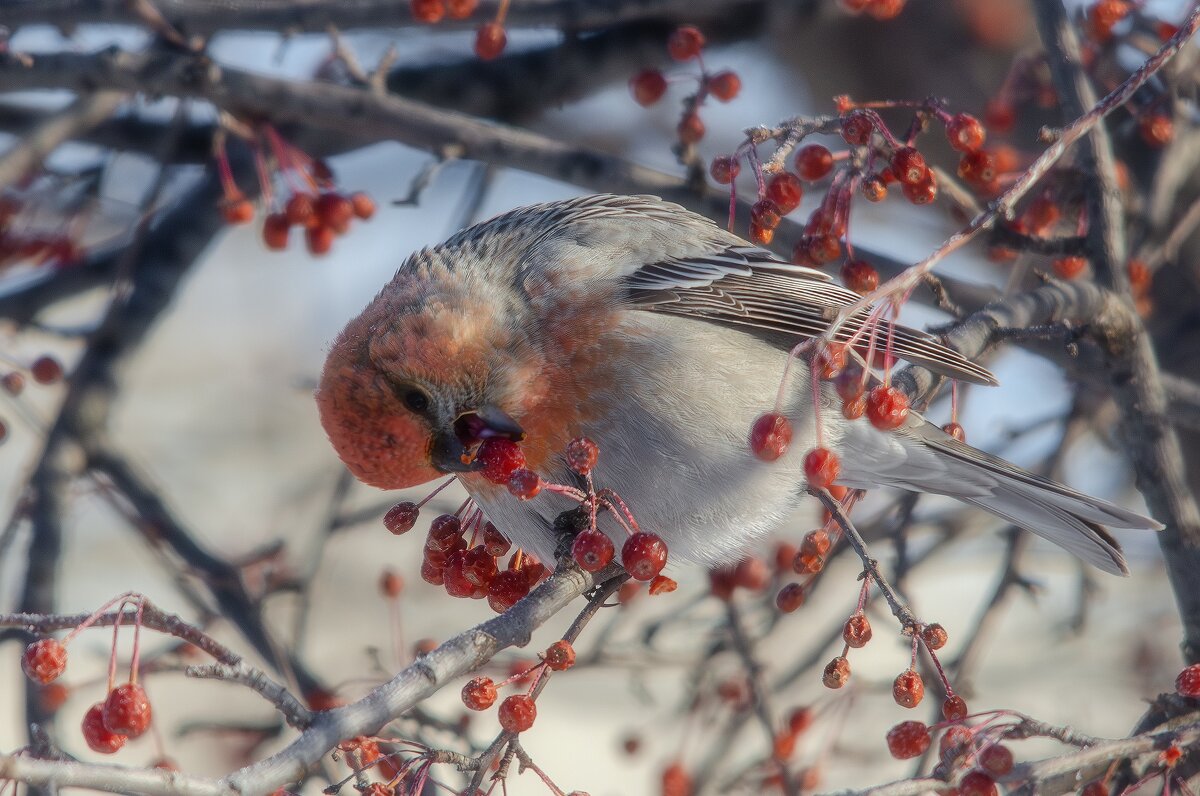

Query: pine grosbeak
[317,194,1158,575]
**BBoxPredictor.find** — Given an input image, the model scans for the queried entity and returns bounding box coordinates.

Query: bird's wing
[622,247,999,386]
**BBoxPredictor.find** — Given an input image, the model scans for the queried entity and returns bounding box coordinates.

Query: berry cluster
[458,639,579,736]
[215,128,375,256]
[629,26,742,149]
[0,354,66,445]
[0,193,83,273]
[408,0,508,60]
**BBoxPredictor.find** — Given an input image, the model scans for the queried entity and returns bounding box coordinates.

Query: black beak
[430,405,525,475]
[430,430,480,474]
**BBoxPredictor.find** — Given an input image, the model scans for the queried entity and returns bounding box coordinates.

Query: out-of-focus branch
[0,91,126,189]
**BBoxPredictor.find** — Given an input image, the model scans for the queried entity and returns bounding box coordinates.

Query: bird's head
[316,278,529,490]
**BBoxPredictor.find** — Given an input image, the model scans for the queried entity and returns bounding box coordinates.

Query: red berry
[1140,113,1173,148]
[475,438,526,484]
[891,147,927,186]
[262,213,290,250]
[901,170,938,204]
[835,364,865,401]
[892,669,924,708]
[984,99,1015,134]
[822,656,850,688]
[507,468,541,500]
[942,421,966,442]
[795,144,834,181]
[1025,196,1060,235]
[751,199,782,230]
[1176,663,1200,697]
[841,259,879,295]
[1053,256,1087,280]
[766,173,804,214]
[420,559,445,585]
[487,569,530,612]
[1,372,25,395]
[30,356,63,385]
[710,156,740,185]
[866,385,910,431]
[707,71,741,102]
[82,703,126,754]
[841,112,873,146]
[462,545,498,588]
[350,192,376,220]
[843,614,872,648]
[221,197,254,225]
[482,522,511,557]
[565,436,599,475]
[709,567,737,600]
[960,770,998,796]
[942,694,969,720]
[1081,782,1110,796]
[442,550,475,598]
[941,724,973,759]
[285,193,317,228]
[808,233,842,264]
[1128,258,1151,295]
[630,70,668,106]
[842,395,867,420]
[861,175,887,201]
[383,502,420,535]
[815,344,848,380]
[788,706,814,734]
[946,113,986,152]
[803,447,840,489]
[497,694,536,732]
[102,682,152,738]
[305,225,334,255]
[622,532,668,581]
[678,112,705,144]
[427,514,464,550]
[39,682,70,713]
[22,639,67,684]
[750,413,793,461]
[1087,0,1130,42]
[461,676,497,710]
[921,623,948,650]
[315,192,354,232]
[886,720,931,759]
[979,744,1014,776]
[801,529,831,558]
[776,583,806,612]
[380,569,404,598]
[662,763,692,796]
[958,150,997,186]
[793,551,824,574]
[733,557,769,591]
[410,0,445,23]
[447,0,477,18]
[667,25,705,60]
[474,22,507,59]
[572,530,615,572]
[544,640,575,671]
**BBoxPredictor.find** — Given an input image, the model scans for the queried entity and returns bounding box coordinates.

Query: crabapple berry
[350,192,376,220]
[662,763,692,796]
[262,213,290,250]
[474,22,507,60]
[544,640,576,671]
[221,197,254,225]
[822,656,851,688]
[507,468,541,500]
[572,530,615,572]
[677,112,705,145]
[946,113,986,152]
[22,639,67,684]
[901,170,937,204]
[843,614,872,648]
[751,199,782,230]
[102,682,152,738]
[30,356,63,385]
[1,372,24,395]
[1176,663,1200,697]
[841,112,873,145]
[667,25,705,60]
[482,522,511,557]
[892,669,924,708]
[383,502,420,535]
[476,438,526,484]
[776,583,806,612]
[803,447,840,489]
[497,694,537,732]
[733,557,769,590]
[410,0,445,23]
[886,721,931,759]
[380,570,404,598]
[706,71,741,102]
[891,147,927,186]
[835,365,865,401]
[461,676,497,710]
[921,623,948,650]
[305,225,333,255]
[315,192,354,232]
[979,744,1014,776]
[795,144,834,181]
[861,174,887,202]
[1053,256,1087,280]
[285,193,316,227]
[1140,113,1174,148]
[622,532,668,581]
[630,70,668,106]
[487,569,530,612]
[958,150,997,186]
[82,703,127,754]
[959,771,998,796]
[427,514,464,550]
[867,385,910,431]
[766,173,804,214]
[447,0,477,18]
[649,574,677,595]
[750,413,793,461]
[801,529,831,558]
[942,694,969,721]
[565,436,599,475]
[841,259,879,295]
[709,156,740,185]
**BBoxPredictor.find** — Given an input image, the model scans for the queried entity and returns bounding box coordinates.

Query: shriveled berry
[867,385,910,431]
[476,438,526,485]
[630,70,668,107]
[487,569,530,612]
[776,583,806,612]
[822,656,850,688]
[946,113,986,152]
[751,199,782,231]
[793,551,824,574]
[383,502,420,535]
[707,71,741,102]
[649,574,677,594]
[622,532,668,581]
[841,259,879,295]
[1053,256,1087,280]
[30,356,63,385]
[420,559,445,585]
[462,545,498,587]
[801,529,831,558]
[482,522,511,557]
[891,147,927,185]
[410,0,445,23]
[102,682,152,738]
[1176,663,1200,697]
[461,676,497,710]
[796,144,834,181]
[262,213,290,250]
[565,436,599,475]
[82,703,126,754]
[892,669,924,708]
[544,640,576,671]
[497,694,537,732]
[507,468,541,500]
[886,720,930,759]
[572,530,614,572]
[442,550,475,598]
[677,112,705,145]
[843,614,872,648]
[667,25,705,61]
[22,639,67,684]
[427,514,464,550]
[979,744,1013,776]
[942,694,969,721]
[766,173,804,214]
[861,175,887,201]
[710,156,740,185]
[803,447,840,489]
[474,22,507,60]
[960,770,998,796]
[841,112,873,145]
[921,623,948,650]
[380,570,404,598]
[750,412,792,461]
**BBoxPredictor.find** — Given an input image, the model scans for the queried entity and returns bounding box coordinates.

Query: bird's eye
[402,388,430,414]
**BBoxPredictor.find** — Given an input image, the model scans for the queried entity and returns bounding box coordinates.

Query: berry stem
[416,476,458,508]
[62,590,140,644]
[129,597,145,685]
[106,600,126,693]
[212,131,241,200]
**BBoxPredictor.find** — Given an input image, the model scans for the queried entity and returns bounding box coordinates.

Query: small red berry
[630,70,668,106]
[482,522,511,557]
[891,147,927,186]
[446,0,477,18]
[886,720,931,759]
[901,170,938,204]
[420,559,445,585]
[843,614,872,648]
[750,413,793,461]
[410,0,445,23]
[1176,663,1200,697]
[960,770,998,796]
[942,694,969,721]
[892,669,924,708]
[795,144,834,181]
[822,656,851,688]
[497,694,537,732]
[841,112,873,146]
[776,583,806,612]
[1,372,25,395]
[1140,113,1174,148]
[801,529,831,558]
[942,422,966,442]
[461,676,497,710]
[1025,195,1060,235]
[979,744,1014,776]
[842,395,867,420]
[958,150,997,186]
[350,192,376,220]
[861,175,887,201]
[572,530,615,572]
[748,222,773,246]
[30,356,63,385]
[475,438,526,485]
[221,197,254,225]
[662,763,692,796]
[565,436,599,475]
[866,385,910,431]
[710,156,740,185]
[678,112,705,145]
[984,99,1015,134]
[765,173,804,215]
[315,192,354,232]
[22,639,67,684]
[285,193,316,227]
[921,623,949,649]
[379,569,404,598]
[808,233,842,264]
[305,225,334,255]
[427,514,464,550]
[544,640,576,671]
[751,199,782,231]
[82,703,126,754]
[102,682,152,738]
[507,468,541,500]
[733,557,769,591]
[474,22,507,59]
[667,25,705,61]
[383,502,420,535]
[706,71,741,102]
[1053,256,1087,280]
[841,259,879,295]
[622,532,668,581]
[803,447,840,489]
[649,574,677,594]
[946,113,986,152]
[462,545,498,588]
[262,213,289,250]
[487,569,530,612]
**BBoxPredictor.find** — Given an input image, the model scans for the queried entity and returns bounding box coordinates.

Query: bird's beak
[430,405,526,475]
[429,430,480,474]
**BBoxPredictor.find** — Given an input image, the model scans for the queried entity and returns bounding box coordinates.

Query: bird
[316,193,1160,576]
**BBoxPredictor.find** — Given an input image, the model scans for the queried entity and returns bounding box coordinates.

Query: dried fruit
[22,639,67,684]
[102,683,152,738]
[822,656,851,688]
[82,703,127,754]
[544,640,576,671]
[750,413,793,461]
[461,676,497,710]
[631,70,668,106]
[497,694,537,732]
[886,720,930,759]
[843,614,872,647]
[383,502,420,535]
[622,532,668,581]
[892,669,924,708]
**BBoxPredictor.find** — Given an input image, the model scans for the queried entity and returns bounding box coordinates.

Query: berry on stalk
[822,656,851,688]
[487,569,530,612]
[891,147,927,185]
[766,173,804,214]
[622,532,668,581]
[30,356,63,385]
[796,144,833,181]
[572,530,614,572]
[630,70,668,106]
[920,623,948,649]
[474,22,507,60]
[22,639,67,684]
[841,112,873,146]
[102,682,152,738]
[82,704,127,754]
[776,583,806,612]
[565,436,599,475]
[383,502,420,535]
[476,438,526,485]
[750,413,792,461]
[544,640,576,671]
[946,113,986,152]
[677,112,705,145]
[411,0,445,23]
[892,669,924,708]
[886,721,930,759]
[284,193,315,227]
[1177,663,1200,697]
[507,468,541,499]
[710,156,740,185]
[262,213,290,250]
[959,771,998,796]
[667,25,705,61]
[803,447,840,489]
[461,676,497,710]
[843,614,872,647]
[866,385,910,431]
[498,694,537,732]
[707,71,741,102]
[841,259,879,295]
[942,694,969,720]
